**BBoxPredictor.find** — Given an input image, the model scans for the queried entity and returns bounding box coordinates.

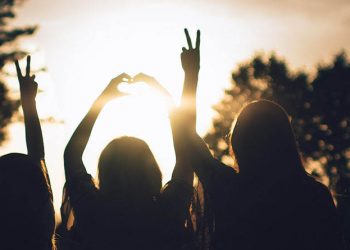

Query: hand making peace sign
[181,28,200,73]
[15,55,38,107]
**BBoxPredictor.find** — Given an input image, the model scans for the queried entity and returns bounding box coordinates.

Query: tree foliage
[0,0,36,143]
[204,52,350,188]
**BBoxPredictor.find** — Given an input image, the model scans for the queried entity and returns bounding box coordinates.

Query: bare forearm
[170,111,196,185]
[64,74,129,181]
[182,71,199,96]
[170,111,194,185]
[22,100,45,161]
[181,73,198,106]
[66,98,105,155]
[181,72,198,131]
[64,96,106,180]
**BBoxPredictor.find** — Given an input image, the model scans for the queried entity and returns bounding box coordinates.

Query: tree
[204,52,350,188]
[310,53,350,185]
[0,0,36,143]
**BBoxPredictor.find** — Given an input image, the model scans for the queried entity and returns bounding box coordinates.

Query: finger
[134,72,144,77]
[134,73,156,85]
[196,30,201,49]
[134,72,148,79]
[184,28,193,49]
[111,73,131,85]
[182,47,187,52]
[133,73,141,80]
[30,74,36,81]
[26,55,31,77]
[120,73,131,79]
[15,60,23,78]
[119,73,131,82]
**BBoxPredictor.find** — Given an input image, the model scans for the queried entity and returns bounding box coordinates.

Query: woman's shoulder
[302,175,335,207]
[212,158,238,178]
[304,175,331,194]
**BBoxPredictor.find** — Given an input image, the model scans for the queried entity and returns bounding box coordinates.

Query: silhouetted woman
[0,56,55,250]
[175,30,345,250]
[61,73,194,250]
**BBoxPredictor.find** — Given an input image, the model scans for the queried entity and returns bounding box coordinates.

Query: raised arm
[15,56,44,162]
[169,108,194,185]
[64,73,131,182]
[180,29,200,127]
[177,29,223,188]
[166,28,201,185]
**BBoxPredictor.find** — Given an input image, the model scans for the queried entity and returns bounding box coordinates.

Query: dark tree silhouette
[311,53,350,182]
[204,52,350,188]
[0,0,36,143]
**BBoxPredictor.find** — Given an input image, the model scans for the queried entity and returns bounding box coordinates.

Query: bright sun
[82,82,176,184]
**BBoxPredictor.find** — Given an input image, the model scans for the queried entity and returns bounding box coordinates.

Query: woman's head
[0,153,55,250]
[98,137,162,203]
[230,100,305,179]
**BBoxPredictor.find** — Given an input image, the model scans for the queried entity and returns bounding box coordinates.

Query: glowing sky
[1,0,349,216]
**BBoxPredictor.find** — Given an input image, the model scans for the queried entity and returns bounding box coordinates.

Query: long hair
[230,100,306,180]
[196,100,307,249]
[97,136,162,205]
[0,153,55,250]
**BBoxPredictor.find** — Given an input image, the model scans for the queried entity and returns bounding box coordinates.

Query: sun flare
[83,82,176,184]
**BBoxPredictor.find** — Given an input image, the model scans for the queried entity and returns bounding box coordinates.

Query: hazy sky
[2,0,350,215]
[9,0,349,129]
[13,0,350,103]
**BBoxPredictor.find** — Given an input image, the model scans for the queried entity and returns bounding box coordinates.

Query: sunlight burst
[83,82,176,184]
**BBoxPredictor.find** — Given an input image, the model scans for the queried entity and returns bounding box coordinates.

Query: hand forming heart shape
[108,72,170,98]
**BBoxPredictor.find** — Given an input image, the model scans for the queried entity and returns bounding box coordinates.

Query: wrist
[21,99,37,112]
[95,94,111,108]
[184,69,200,75]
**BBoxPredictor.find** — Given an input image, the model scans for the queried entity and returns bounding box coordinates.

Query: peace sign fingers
[15,60,23,79]
[181,28,201,72]
[15,55,33,81]
[195,30,200,50]
[184,28,200,51]
[26,55,31,77]
[14,55,38,103]
[184,28,193,50]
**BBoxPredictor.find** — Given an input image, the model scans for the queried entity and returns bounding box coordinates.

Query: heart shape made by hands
[118,80,151,95]
[116,73,164,95]
[113,72,174,111]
